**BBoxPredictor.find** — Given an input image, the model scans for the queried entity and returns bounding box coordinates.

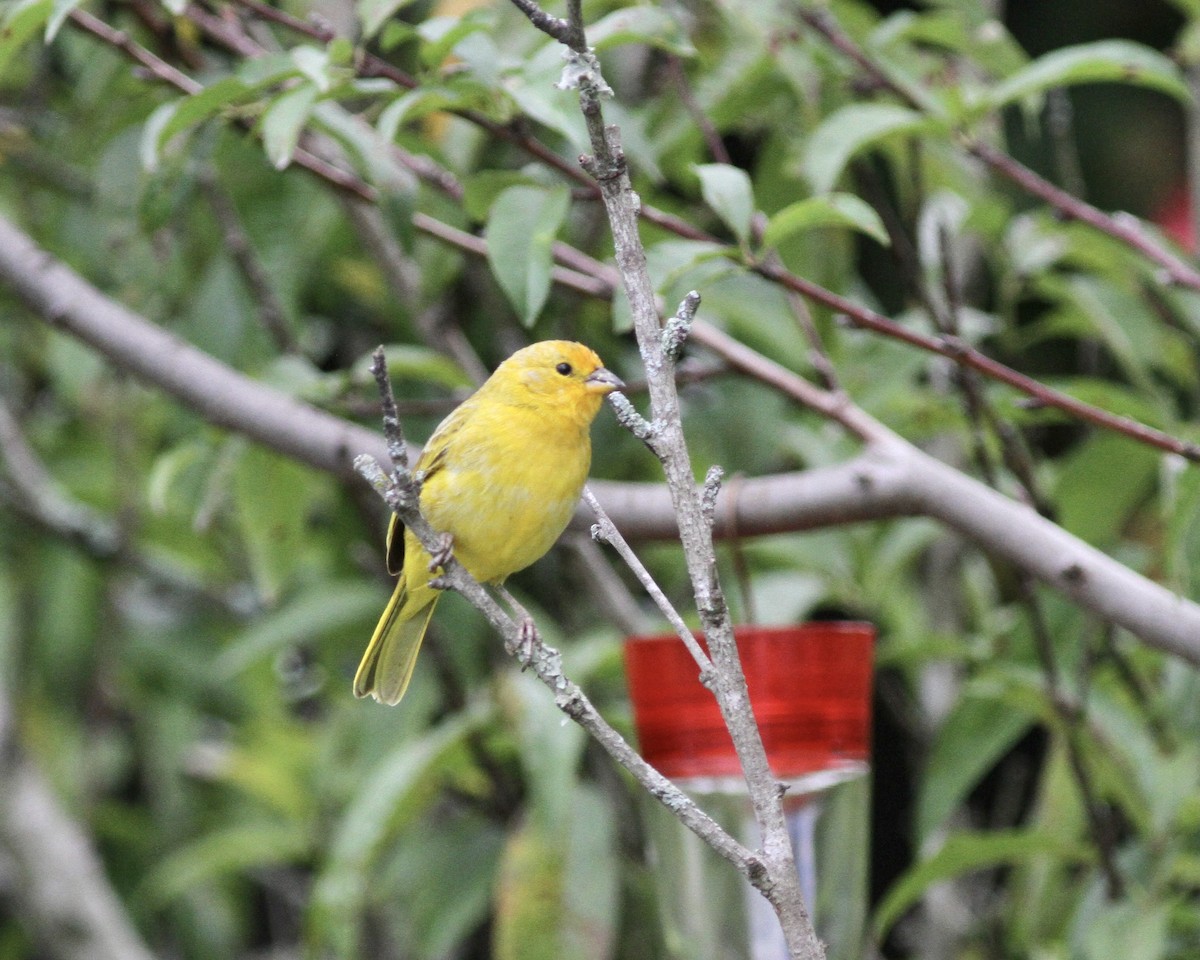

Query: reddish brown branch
[72,3,1200,462]
[798,3,1200,292]
[69,8,200,93]
[754,260,1200,461]
[969,139,1200,289]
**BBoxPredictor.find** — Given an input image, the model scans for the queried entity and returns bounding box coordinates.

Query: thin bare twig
[6,213,1200,666]
[753,258,1200,461]
[1020,577,1126,899]
[539,0,825,948]
[583,486,714,678]
[968,139,1200,290]
[667,55,731,165]
[77,0,1200,464]
[786,284,842,394]
[354,350,766,881]
[563,532,651,637]
[797,3,1200,292]
[508,0,571,42]
[68,7,200,93]
[198,170,298,354]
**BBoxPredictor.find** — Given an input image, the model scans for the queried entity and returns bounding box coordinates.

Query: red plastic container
[624,623,875,783]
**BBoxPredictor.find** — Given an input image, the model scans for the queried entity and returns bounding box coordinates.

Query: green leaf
[290,44,335,93]
[139,102,178,173]
[231,444,320,604]
[236,50,300,87]
[353,343,473,390]
[561,786,619,960]
[376,85,481,142]
[312,100,418,193]
[494,818,566,960]
[0,0,51,78]
[803,104,928,194]
[146,439,208,515]
[987,40,1189,110]
[1046,274,1177,390]
[493,785,617,960]
[137,823,311,912]
[485,184,571,326]
[357,0,418,41]
[874,830,1090,939]
[310,704,490,955]
[507,670,586,833]
[44,0,84,42]
[463,170,540,221]
[261,82,319,170]
[588,6,695,56]
[417,13,492,69]
[694,163,755,246]
[1179,19,1200,70]
[200,736,314,821]
[504,44,589,152]
[214,581,385,677]
[1054,432,1158,547]
[168,76,254,136]
[139,78,252,171]
[872,9,1028,78]
[390,813,505,959]
[1077,899,1170,960]
[763,193,890,247]
[918,693,1036,843]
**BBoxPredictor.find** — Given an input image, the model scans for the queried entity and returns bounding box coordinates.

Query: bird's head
[494,340,624,425]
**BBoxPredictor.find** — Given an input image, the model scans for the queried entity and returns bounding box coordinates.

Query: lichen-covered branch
[4,213,1199,662]
[353,351,765,883]
[535,0,825,953]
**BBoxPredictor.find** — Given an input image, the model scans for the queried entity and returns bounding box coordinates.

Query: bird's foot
[427,532,454,572]
[426,533,455,590]
[494,583,539,669]
[515,616,540,670]
[494,582,531,622]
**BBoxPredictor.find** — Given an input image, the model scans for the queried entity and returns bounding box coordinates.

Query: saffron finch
[355,341,624,704]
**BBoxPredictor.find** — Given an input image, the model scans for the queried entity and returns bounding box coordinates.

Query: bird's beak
[585,367,625,394]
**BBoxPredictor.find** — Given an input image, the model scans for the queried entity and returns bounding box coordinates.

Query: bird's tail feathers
[353,579,439,705]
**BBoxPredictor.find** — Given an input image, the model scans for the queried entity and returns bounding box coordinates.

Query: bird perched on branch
[355,340,624,705]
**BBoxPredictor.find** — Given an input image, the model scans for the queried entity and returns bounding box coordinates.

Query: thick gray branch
[2,214,1198,664]
[0,214,384,479]
[0,764,160,960]
[0,684,159,960]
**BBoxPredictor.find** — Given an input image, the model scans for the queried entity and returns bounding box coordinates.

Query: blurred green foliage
[3,0,1200,958]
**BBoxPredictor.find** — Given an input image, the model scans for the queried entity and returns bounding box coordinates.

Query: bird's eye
[555,362,573,376]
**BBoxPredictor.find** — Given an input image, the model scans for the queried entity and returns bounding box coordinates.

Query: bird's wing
[384,395,476,576]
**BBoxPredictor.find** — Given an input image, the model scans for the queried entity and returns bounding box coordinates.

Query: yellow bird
[354,341,624,705]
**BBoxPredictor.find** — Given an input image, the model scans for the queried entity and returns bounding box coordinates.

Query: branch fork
[354,347,769,890]
[513,0,827,950]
